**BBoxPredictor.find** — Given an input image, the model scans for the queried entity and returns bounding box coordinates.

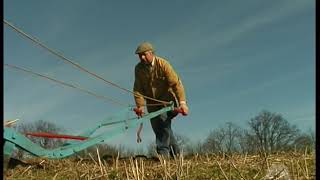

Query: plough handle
[133,108,143,117]
[174,107,188,116]
[133,107,187,116]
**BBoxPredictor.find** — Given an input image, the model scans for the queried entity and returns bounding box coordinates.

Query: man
[133,42,189,157]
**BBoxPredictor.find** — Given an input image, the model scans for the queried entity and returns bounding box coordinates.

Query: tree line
[12,110,315,159]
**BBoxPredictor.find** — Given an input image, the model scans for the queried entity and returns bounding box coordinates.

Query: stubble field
[4,151,315,180]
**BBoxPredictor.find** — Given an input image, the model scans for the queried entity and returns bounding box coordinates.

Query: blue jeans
[150,111,180,157]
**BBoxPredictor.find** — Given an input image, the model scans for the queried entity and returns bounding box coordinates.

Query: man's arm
[133,67,146,116]
[162,61,189,115]
[133,67,145,106]
[163,61,186,103]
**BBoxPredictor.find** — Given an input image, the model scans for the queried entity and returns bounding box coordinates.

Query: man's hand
[178,101,189,116]
[133,107,144,118]
[179,104,189,116]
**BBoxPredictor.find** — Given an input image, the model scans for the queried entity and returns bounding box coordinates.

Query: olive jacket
[133,56,186,113]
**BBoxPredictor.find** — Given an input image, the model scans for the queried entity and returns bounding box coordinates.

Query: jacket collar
[150,56,155,66]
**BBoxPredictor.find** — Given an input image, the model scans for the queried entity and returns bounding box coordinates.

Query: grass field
[4,151,315,180]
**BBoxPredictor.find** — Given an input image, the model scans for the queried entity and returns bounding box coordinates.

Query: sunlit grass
[4,151,315,180]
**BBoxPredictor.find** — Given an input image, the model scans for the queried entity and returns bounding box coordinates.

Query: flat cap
[135,42,154,54]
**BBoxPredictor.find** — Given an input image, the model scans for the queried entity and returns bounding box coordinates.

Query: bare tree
[238,129,259,154]
[182,140,202,156]
[174,133,191,154]
[202,130,220,154]
[202,122,242,154]
[292,132,314,153]
[247,110,299,154]
[308,128,315,149]
[223,122,242,153]
[16,120,66,149]
[11,120,65,159]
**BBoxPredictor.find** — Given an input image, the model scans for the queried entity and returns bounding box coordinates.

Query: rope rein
[4,19,170,107]
[5,63,129,107]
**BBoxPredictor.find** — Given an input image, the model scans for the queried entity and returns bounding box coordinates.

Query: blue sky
[4,0,315,151]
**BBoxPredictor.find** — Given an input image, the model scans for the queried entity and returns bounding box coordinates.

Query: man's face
[138,51,153,64]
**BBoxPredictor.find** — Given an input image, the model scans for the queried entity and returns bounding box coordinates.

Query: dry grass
[4,151,315,180]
